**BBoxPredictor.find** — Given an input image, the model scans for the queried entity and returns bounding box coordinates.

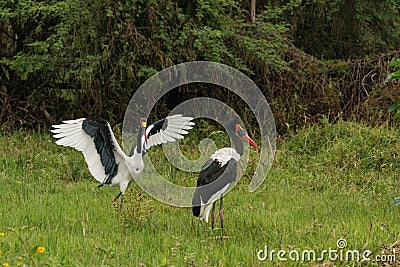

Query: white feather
[163,130,183,139]
[211,147,240,167]
[144,116,194,150]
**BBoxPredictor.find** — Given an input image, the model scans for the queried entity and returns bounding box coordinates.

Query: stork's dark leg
[113,192,124,210]
[211,202,216,230]
[219,196,224,240]
[113,192,122,202]
[119,195,125,210]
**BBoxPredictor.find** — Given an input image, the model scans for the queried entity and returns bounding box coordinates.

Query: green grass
[1,120,400,266]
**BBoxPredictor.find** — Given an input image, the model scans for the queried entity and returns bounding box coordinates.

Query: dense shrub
[0,0,399,133]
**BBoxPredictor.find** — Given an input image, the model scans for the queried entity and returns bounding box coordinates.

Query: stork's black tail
[192,205,200,217]
[192,189,201,217]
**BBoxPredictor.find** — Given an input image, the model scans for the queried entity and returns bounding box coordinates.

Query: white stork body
[52,115,194,204]
[192,119,259,238]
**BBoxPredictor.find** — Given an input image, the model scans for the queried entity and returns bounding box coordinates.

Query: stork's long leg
[119,195,125,210]
[113,192,122,202]
[113,192,124,210]
[211,202,216,230]
[219,196,224,240]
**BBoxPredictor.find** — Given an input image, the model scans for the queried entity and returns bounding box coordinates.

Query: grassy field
[1,120,400,266]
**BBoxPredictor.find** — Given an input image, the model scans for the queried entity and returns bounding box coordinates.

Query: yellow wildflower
[0,233,4,237]
[0,251,2,255]
[2,262,9,267]
[17,257,22,261]
[37,247,45,253]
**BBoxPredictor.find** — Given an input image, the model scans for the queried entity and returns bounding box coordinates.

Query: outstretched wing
[51,118,126,185]
[144,114,195,150]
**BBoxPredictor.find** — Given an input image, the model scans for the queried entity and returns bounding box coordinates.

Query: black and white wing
[51,118,126,185]
[192,159,237,218]
[144,114,195,150]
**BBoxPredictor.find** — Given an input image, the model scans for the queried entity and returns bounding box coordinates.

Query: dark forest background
[1,0,399,134]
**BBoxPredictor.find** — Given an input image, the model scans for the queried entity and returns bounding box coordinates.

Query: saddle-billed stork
[51,115,194,207]
[192,118,259,238]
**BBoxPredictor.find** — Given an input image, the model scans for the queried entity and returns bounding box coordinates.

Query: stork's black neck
[129,126,144,156]
[136,126,144,154]
[233,134,244,156]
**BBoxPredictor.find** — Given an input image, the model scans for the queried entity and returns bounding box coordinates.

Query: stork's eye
[136,168,139,172]
[235,124,243,136]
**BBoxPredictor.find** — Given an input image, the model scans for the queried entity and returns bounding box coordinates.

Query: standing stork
[192,118,259,239]
[51,115,194,208]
